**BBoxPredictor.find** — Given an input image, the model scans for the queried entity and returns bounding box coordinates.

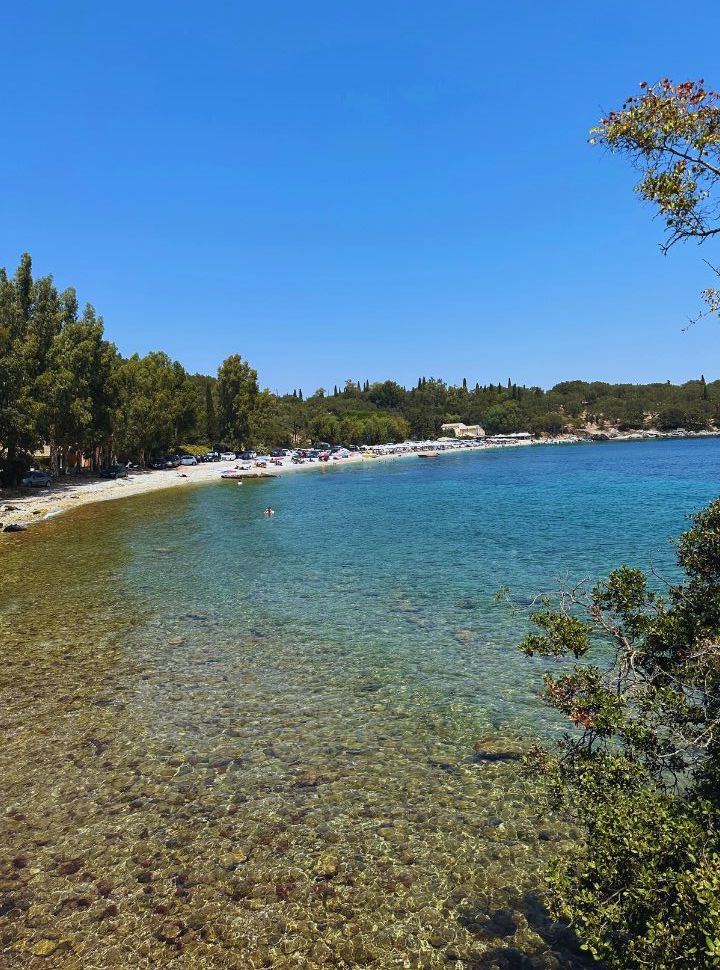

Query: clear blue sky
[2,1,720,393]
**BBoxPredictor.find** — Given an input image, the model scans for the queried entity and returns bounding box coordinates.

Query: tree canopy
[514,501,720,967]
[591,78,720,320]
[2,252,719,484]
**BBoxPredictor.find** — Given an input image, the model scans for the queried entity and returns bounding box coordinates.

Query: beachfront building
[440,422,485,438]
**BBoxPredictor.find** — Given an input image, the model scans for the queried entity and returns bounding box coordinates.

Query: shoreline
[2,430,718,533]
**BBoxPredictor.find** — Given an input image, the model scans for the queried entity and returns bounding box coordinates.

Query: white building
[440,422,485,438]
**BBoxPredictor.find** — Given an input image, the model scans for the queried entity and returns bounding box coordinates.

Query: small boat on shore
[221,469,277,480]
[418,452,439,459]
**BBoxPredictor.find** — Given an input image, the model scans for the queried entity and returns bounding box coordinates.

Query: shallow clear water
[2,439,719,969]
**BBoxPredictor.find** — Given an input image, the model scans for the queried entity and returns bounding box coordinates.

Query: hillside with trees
[1,252,716,484]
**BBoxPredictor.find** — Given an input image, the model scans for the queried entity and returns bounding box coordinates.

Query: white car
[180,455,198,466]
[220,452,236,461]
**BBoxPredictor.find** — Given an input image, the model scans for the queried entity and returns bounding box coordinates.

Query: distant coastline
[1,429,718,534]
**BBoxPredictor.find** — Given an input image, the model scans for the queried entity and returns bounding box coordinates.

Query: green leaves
[520,609,592,658]
[519,497,720,967]
[215,354,259,448]
[591,79,720,321]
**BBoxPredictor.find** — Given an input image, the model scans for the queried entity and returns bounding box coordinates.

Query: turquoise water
[126,437,720,736]
[2,438,719,969]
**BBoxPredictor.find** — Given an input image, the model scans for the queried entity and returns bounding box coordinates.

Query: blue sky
[2,1,720,393]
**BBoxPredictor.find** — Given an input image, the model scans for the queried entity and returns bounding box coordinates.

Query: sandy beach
[0,452,374,531]
[2,431,716,533]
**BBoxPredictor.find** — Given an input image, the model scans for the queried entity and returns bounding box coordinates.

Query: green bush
[516,501,720,968]
[178,443,211,456]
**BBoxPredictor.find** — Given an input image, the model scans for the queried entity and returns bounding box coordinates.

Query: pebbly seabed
[3,438,720,968]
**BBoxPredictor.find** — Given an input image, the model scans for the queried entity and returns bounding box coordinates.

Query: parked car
[99,464,129,479]
[220,451,236,461]
[203,452,220,462]
[238,451,257,460]
[180,455,198,466]
[147,455,178,469]
[20,470,51,487]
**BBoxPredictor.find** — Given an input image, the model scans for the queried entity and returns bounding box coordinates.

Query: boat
[221,469,277,480]
[418,452,439,459]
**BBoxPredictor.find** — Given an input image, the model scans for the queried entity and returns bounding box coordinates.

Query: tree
[591,79,720,320]
[113,352,195,461]
[532,411,565,435]
[0,266,37,483]
[37,304,116,473]
[215,354,259,448]
[204,381,217,444]
[483,400,526,434]
[514,502,720,968]
[247,389,291,450]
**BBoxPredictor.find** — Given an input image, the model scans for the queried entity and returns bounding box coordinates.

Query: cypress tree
[462,377,468,392]
[205,383,217,442]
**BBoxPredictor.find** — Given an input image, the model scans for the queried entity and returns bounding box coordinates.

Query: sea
[2,437,719,969]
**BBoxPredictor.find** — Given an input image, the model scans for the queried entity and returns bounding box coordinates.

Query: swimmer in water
[264,507,275,517]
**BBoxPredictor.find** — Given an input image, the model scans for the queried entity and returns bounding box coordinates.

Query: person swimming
[264,507,275,517]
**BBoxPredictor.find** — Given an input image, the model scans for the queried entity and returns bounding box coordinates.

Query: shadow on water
[456,890,600,969]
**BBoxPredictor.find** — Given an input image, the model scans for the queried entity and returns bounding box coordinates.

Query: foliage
[215,354,259,449]
[517,502,720,968]
[532,411,566,435]
[591,79,720,320]
[2,252,720,481]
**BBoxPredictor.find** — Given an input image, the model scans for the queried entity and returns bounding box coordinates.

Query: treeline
[287,375,719,441]
[1,254,717,483]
